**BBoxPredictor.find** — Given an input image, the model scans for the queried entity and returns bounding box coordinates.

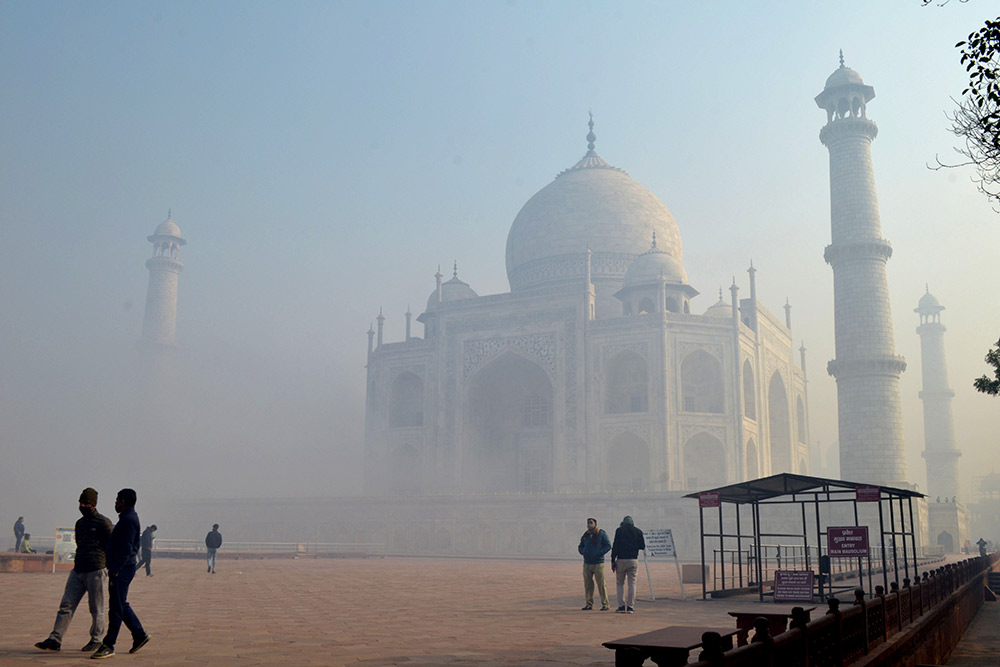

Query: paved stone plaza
[2,556,764,665]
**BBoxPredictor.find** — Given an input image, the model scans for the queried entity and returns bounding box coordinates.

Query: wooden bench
[603,625,739,667]
[728,606,815,646]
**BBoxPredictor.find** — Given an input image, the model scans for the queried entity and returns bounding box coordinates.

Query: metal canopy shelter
[683,473,924,602]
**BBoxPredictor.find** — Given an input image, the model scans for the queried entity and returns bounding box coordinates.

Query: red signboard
[699,492,721,508]
[827,526,870,557]
[856,486,880,502]
[773,570,815,602]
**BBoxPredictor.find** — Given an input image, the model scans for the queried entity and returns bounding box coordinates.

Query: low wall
[0,554,72,573]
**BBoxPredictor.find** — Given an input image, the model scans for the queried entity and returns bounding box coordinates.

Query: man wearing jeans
[205,523,222,573]
[610,515,645,614]
[91,489,150,659]
[34,488,113,652]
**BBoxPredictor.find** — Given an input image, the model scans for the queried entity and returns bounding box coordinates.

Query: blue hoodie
[578,528,612,564]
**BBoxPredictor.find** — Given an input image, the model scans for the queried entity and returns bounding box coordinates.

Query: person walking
[610,515,645,614]
[90,489,150,659]
[14,516,25,553]
[35,488,113,652]
[205,523,222,573]
[577,517,611,611]
[135,525,157,577]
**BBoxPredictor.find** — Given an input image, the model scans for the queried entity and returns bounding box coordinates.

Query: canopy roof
[682,472,924,505]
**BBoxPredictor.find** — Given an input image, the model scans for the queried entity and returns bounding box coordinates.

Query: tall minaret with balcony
[140,213,186,348]
[815,54,907,485]
[915,288,960,499]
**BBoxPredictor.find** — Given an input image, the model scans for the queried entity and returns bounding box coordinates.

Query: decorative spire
[719,288,724,301]
[839,49,845,68]
[651,231,657,249]
[586,111,596,153]
[167,207,172,220]
[453,261,458,278]
[926,283,930,294]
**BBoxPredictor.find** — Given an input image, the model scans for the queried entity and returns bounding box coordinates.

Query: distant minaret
[140,213,186,347]
[816,54,907,485]
[915,288,960,499]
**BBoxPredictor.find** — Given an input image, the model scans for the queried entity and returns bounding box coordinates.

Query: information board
[644,529,676,558]
[856,486,881,503]
[827,526,870,557]
[699,492,721,508]
[773,570,815,602]
[53,527,76,571]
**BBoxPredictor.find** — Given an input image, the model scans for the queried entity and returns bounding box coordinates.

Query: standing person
[610,515,645,614]
[578,517,611,611]
[35,488,113,652]
[135,525,157,577]
[205,524,222,573]
[14,516,25,552]
[90,489,150,659]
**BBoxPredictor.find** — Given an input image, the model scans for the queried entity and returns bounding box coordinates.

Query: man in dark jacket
[14,516,25,553]
[135,525,157,577]
[205,523,222,573]
[90,489,150,659]
[34,488,113,652]
[577,517,611,610]
[610,515,645,614]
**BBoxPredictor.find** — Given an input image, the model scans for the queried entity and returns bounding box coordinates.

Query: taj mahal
[362,113,810,497]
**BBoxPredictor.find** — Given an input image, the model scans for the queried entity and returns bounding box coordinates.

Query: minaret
[816,54,907,485]
[915,288,960,499]
[140,212,186,347]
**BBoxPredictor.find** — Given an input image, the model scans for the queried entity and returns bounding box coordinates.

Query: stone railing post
[826,598,844,667]
[698,631,726,666]
[875,585,888,642]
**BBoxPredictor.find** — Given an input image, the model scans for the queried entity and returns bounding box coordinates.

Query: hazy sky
[2,1,998,534]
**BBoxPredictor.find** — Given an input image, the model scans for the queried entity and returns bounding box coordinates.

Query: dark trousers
[102,564,144,649]
[136,548,152,575]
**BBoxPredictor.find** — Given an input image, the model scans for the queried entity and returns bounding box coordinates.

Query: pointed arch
[389,444,421,496]
[768,372,791,473]
[389,371,424,427]
[606,432,650,491]
[742,360,756,419]
[681,349,724,413]
[684,431,727,490]
[605,350,648,414]
[746,438,759,480]
[796,396,807,443]
[637,296,655,314]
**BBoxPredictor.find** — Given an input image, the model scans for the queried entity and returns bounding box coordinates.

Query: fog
[2,2,998,539]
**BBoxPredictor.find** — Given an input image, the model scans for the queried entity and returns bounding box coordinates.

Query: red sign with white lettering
[773,570,815,602]
[856,486,880,502]
[699,492,721,508]
[827,526,870,557]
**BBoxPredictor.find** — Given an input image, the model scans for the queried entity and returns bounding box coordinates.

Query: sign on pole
[52,527,76,573]
[699,492,721,508]
[827,526,870,558]
[642,529,686,600]
[856,486,880,503]
[773,570,815,602]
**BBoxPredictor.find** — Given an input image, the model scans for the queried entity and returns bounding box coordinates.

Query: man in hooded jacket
[610,515,645,614]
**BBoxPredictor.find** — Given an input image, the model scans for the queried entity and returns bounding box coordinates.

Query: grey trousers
[48,568,107,644]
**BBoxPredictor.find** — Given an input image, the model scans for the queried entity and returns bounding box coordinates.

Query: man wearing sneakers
[577,517,611,611]
[610,515,645,614]
[205,523,222,573]
[90,489,150,659]
[35,488,113,653]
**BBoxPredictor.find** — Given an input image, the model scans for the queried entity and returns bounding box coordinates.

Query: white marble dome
[154,218,183,238]
[505,126,684,292]
[622,237,687,287]
[426,274,478,311]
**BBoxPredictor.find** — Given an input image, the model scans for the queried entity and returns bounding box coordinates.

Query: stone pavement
[945,598,1000,666]
[1,556,781,666]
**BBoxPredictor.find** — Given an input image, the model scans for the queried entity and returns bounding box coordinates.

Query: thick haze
[2,2,998,536]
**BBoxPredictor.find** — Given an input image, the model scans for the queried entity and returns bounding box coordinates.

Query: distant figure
[135,525,157,577]
[14,516,25,552]
[90,489,150,659]
[205,524,222,574]
[35,487,113,652]
[21,533,35,554]
[978,537,988,557]
[611,515,645,614]
[577,517,611,611]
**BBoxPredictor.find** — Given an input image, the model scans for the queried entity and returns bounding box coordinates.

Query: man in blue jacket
[577,517,611,611]
[91,489,150,659]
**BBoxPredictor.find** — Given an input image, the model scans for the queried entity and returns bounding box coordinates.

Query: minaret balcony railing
[819,116,878,145]
[827,354,906,378]
[823,238,892,265]
[145,256,184,273]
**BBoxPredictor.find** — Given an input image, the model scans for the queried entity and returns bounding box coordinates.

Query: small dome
[915,288,944,314]
[425,274,478,311]
[824,65,864,90]
[622,237,687,288]
[154,218,182,238]
[703,292,731,319]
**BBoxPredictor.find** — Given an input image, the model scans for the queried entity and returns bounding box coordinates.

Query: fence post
[875,585,888,642]
[698,631,726,666]
[749,617,775,667]
[826,598,844,667]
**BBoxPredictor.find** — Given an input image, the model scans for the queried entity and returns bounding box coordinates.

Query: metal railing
[151,539,385,556]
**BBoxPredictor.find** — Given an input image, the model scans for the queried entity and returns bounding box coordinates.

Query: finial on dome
[586,111,596,152]
[167,208,172,220]
[651,231,657,250]
[453,261,458,278]
[719,288,724,301]
[925,283,930,294]
[839,49,845,68]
